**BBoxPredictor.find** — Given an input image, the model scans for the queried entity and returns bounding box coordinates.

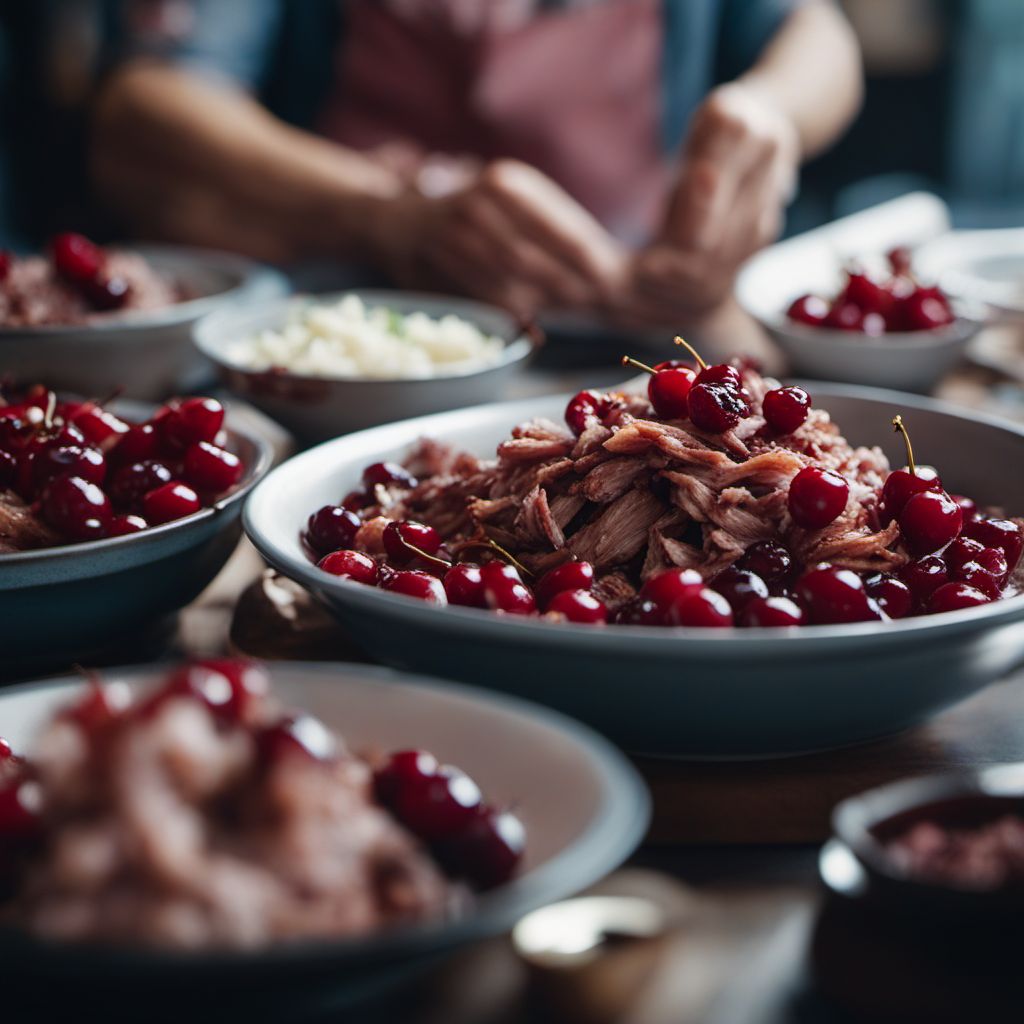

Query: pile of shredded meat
[354,367,901,612]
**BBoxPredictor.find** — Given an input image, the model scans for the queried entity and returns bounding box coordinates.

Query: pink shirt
[318,0,670,242]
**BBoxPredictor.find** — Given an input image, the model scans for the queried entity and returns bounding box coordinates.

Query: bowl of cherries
[742,247,981,393]
[0,384,271,675]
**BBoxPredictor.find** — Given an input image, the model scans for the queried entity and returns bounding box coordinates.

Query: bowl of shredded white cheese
[194,291,540,440]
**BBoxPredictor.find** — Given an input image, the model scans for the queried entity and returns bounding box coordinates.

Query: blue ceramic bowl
[0,401,272,677]
[243,384,1024,759]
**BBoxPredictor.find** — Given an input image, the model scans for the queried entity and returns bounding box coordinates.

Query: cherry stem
[621,355,656,376]
[673,336,707,370]
[461,536,534,578]
[43,390,57,431]
[398,537,452,571]
[891,415,916,475]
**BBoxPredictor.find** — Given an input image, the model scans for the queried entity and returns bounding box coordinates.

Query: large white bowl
[0,661,648,1013]
[244,385,1024,759]
[0,246,289,400]
[193,290,541,442]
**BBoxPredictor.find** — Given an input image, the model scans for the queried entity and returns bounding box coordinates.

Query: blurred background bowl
[194,289,542,443]
[0,246,289,400]
[0,399,272,679]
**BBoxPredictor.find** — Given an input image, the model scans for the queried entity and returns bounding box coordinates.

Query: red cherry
[709,566,768,611]
[436,808,525,889]
[0,779,43,840]
[841,271,892,315]
[788,467,849,529]
[695,363,741,389]
[306,505,361,555]
[900,290,954,331]
[973,546,1009,581]
[963,518,1023,574]
[955,561,1003,599]
[444,563,486,607]
[648,367,696,419]
[362,461,418,490]
[318,549,379,584]
[737,541,793,583]
[183,441,243,494]
[565,390,613,436]
[949,494,979,521]
[898,556,949,604]
[70,405,129,450]
[481,562,536,615]
[42,475,112,539]
[613,598,665,626]
[762,386,811,434]
[639,568,703,608]
[547,588,608,624]
[394,765,483,841]
[32,443,106,491]
[796,566,883,624]
[383,520,442,564]
[143,481,201,525]
[535,560,595,608]
[159,397,225,451]
[162,658,269,725]
[898,490,962,556]
[824,301,865,331]
[340,490,370,511]
[107,513,147,536]
[864,573,913,619]
[0,737,13,761]
[928,582,990,614]
[111,423,159,464]
[664,586,734,627]
[108,459,173,510]
[740,595,805,627]
[787,294,829,326]
[879,467,942,523]
[63,680,130,732]
[83,273,131,311]
[259,713,337,764]
[374,750,440,806]
[50,232,103,283]
[943,536,986,573]
[687,382,748,433]
[382,570,448,604]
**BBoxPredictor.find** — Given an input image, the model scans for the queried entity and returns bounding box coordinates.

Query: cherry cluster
[0,384,243,543]
[49,233,132,311]
[788,247,955,335]
[0,659,523,892]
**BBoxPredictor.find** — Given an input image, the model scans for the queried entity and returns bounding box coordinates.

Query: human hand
[374,159,627,319]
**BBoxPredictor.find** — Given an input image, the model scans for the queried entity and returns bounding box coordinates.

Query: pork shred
[359,366,900,601]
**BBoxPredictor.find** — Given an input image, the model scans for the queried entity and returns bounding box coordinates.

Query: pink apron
[318,0,669,242]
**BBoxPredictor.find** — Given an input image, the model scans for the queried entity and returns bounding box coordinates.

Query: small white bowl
[0,246,289,400]
[193,290,542,442]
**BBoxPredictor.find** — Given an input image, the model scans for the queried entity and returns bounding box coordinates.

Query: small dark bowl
[814,766,1024,1021]
[0,400,272,678]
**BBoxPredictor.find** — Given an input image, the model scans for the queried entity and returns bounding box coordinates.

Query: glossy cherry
[963,518,1023,574]
[663,586,734,627]
[306,504,361,555]
[943,536,986,572]
[535,560,595,608]
[108,459,173,509]
[762,386,811,434]
[613,597,665,626]
[444,563,487,607]
[621,356,694,420]
[159,397,225,451]
[318,549,379,585]
[393,765,483,841]
[949,494,978,521]
[259,713,337,764]
[374,750,440,806]
[70,404,129,449]
[687,382,748,434]
[928,582,990,614]
[897,555,949,604]
[864,573,913,619]
[480,562,536,615]
[383,520,442,564]
[32,443,106,491]
[788,466,849,529]
[183,441,243,493]
[547,588,608,624]
[639,568,703,609]
[955,560,1003,599]
[51,231,103,283]
[900,290,954,331]
[362,461,418,490]
[107,513,147,536]
[899,489,962,557]
[162,658,270,725]
[796,566,883,624]
[565,390,608,436]
[111,422,159,464]
[382,570,448,604]
[709,566,768,611]
[740,595,805,627]
[737,540,793,583]
[436,808,525,889]
[83,273,131,311]
[879,416,944,524]
[143,480,201,525]
[787,294,829,326]
[41,474,111,539]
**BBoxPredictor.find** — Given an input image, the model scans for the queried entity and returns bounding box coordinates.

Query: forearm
[91,62,406,263]
[738,2,863,158]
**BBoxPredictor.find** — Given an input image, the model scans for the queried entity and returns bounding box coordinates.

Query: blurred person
[91,0,861,328]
